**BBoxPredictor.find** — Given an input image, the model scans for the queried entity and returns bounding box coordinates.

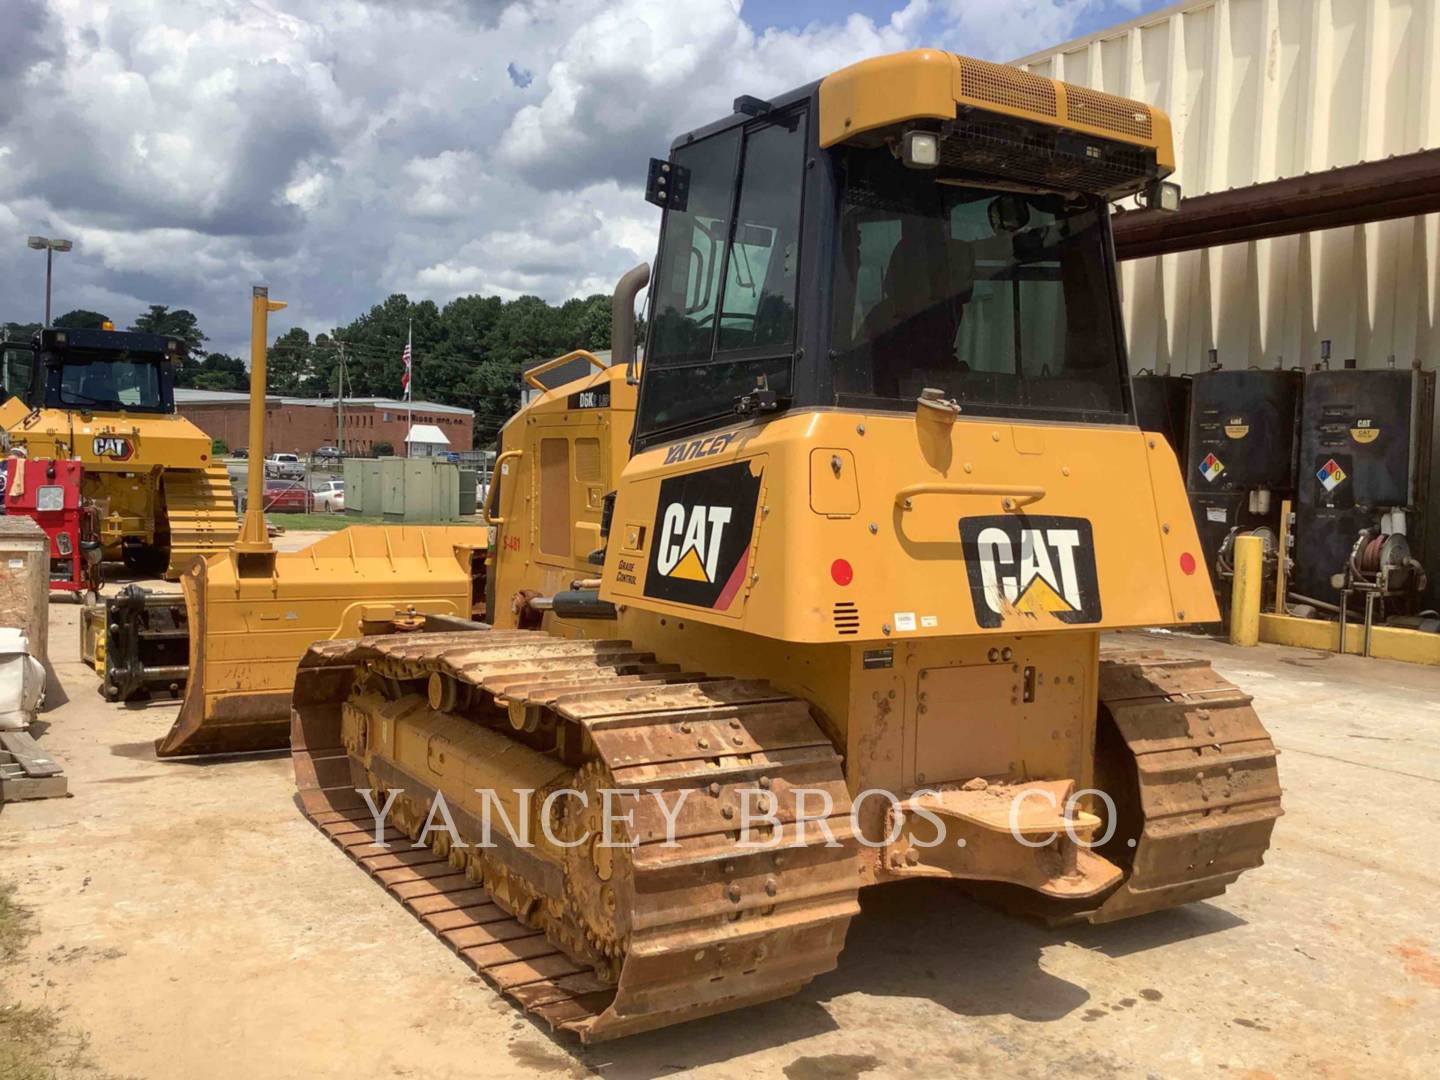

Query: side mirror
[988,194,1030,233]
[1142,180,1182,212]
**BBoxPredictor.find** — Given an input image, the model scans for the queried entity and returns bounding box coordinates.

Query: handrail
[894,483,1046,512]
[522,350,609,392]
[482,450,523,525]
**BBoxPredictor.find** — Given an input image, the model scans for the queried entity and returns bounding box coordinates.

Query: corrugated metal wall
[1016,0,1440,375]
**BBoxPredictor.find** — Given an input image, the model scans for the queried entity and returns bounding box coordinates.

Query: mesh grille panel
[574,437,602,482]
[1064,85,1153,140]
[937,119,1153,196]
[958,57,1058,118]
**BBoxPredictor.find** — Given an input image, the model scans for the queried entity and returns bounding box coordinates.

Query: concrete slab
[1,620,1437,1078]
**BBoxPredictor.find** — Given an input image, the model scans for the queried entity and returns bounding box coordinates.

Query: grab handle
[483,450,524,525]
[523,350,608,392]
[894,483,1046,512]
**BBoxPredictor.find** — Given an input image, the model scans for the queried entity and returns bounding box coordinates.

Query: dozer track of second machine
[290,49,1283,1040]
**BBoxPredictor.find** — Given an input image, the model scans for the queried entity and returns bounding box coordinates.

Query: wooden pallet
[0,730,68,802]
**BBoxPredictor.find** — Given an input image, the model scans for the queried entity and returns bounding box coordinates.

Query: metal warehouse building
[1017,0,1438,374]
[1019,0,1440,629]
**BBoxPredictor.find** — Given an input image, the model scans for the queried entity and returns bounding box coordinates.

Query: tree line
[3,291,624,445]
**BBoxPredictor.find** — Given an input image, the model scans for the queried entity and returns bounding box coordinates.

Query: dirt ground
[2,572,1438,1077]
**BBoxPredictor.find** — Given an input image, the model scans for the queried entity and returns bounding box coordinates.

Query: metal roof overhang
[1112,147,1440,260]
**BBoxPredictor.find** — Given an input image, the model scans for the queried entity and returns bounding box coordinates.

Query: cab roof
[818,49,1174,172]
[40,326,182,357]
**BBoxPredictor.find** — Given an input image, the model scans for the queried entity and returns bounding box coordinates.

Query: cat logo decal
[644,461,761,611]
[960,516,1102,628]
[92,436,135,461]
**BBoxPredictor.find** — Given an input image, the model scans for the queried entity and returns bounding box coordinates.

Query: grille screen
[1065,85,1153,140]
[938,118,1154,196]
[574,437,602,482]
[833,602,860,636]
[958,57,1058,119]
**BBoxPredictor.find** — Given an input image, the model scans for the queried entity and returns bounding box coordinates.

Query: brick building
[175,390,474,457]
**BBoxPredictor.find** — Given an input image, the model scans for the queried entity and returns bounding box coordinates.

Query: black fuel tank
[1183,370,1302,580]
[1185,370,1302,493]
[1292,367,1436,602]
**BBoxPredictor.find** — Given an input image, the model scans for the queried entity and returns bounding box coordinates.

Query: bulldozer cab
[601,50,1208,645]
[30,326,181,415]
[633,52,1170,456]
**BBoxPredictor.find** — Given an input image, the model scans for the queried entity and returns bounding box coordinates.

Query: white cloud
[496,0,925,186]
[0,0,1144,354]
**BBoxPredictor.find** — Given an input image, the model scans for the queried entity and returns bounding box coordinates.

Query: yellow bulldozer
[0,323,237,578]
[287,50,1282,1041]
[148,288,491,757]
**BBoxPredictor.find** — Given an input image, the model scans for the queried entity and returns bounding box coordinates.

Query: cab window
[638,108,807,443]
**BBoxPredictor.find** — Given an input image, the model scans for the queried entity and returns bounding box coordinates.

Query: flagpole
[405,319,413,459]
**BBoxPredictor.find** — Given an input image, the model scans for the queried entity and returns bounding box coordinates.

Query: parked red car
[262,480,313,513]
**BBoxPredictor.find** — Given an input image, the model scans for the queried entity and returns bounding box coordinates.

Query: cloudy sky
[0,0,1167,356]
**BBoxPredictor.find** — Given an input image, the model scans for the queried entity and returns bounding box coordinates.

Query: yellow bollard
[1230,533,1263,646]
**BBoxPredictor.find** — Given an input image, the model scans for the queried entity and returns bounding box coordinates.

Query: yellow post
[234,285,287,554]
[1230,533,1263,647]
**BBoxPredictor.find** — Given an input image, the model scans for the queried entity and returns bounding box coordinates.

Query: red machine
[2,457,102,600]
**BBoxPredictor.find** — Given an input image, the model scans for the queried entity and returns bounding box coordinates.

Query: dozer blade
[162,466,241,580]
[155,525,484,757]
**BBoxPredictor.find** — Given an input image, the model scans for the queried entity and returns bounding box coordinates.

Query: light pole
[27,236,73,327]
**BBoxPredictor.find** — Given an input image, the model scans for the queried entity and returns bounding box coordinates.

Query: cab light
[830,558,853,586]
[901,130,939,170]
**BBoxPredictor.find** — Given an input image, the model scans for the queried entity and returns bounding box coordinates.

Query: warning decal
[1317,458,1347,492]
[1199,453,1225,483]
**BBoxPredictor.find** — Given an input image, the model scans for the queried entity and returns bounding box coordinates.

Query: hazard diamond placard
[1317,458,1347,492]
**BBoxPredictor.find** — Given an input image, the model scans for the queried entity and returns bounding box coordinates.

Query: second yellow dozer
[152,289,487,757]
[0,324,238,578]
[289,50,1283,1041]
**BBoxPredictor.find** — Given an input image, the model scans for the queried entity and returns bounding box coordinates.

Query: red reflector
[830,558,853,586]
[1179,552,1197,575]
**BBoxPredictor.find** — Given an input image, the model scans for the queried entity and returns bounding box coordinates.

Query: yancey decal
[662,432,737,465]
[960,515,1102,629]
[92,435,134,461]
[644,460,761,611]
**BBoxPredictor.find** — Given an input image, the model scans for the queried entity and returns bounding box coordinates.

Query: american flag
[400,328,412,399]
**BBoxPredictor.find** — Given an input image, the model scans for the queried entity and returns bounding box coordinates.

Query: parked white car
[264,453,304,480]
[313,479,345,513]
